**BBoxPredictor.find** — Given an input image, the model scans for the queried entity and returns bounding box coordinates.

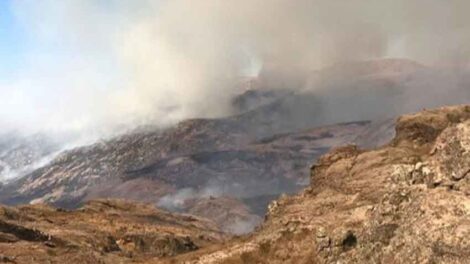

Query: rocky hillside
[0,199,224,263]
[0,119,378,235]
[5,58,468,236]
[170,105,470,263]
[0,105,468,263]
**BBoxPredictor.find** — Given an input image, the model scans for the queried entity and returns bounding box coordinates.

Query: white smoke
[2,0,470,137]
[157,186,223,211]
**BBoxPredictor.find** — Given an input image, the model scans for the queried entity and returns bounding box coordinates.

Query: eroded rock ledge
[175,105,470,264]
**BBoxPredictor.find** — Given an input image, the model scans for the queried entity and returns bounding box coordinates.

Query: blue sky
[0,0,127,82]
[0,1,27,80]
[0,0,127,133]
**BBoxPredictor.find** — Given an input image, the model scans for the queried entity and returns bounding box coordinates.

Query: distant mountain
[2,58,469,235]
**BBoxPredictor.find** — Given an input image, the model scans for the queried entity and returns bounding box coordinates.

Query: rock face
[0,199,224,263]
[172,105,470,263]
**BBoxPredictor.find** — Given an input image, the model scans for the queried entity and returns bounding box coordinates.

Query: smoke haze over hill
[1,1,470,242]
[1,0,470,137]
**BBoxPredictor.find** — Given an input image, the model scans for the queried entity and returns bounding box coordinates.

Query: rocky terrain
[0,105,468,263]
[0,119,378,234]
[169,105,470,263]
[0,199,224,263]
[2,58,469,237]
[3,58,468,236]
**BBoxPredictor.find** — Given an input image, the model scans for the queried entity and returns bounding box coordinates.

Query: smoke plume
[2,0,470,137]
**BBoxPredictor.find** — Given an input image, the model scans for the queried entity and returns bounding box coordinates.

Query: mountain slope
[0,133,62,182]
[5,58,468,236]
[0,105,468,263]
[0,120,377,235]
[172,105,470,263]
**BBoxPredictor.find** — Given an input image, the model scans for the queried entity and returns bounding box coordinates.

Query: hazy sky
[1,0,470,138]
[0,1,127,135]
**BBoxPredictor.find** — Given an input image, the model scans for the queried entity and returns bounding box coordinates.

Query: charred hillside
[172,105,470,263]
[4,58,464,237]
[0,105,469,263]
[3,58,470,238]
[0,119,377,234]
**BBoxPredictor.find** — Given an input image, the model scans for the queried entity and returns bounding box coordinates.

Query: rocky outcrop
[172,105,470,263]
[0,199,225,263]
